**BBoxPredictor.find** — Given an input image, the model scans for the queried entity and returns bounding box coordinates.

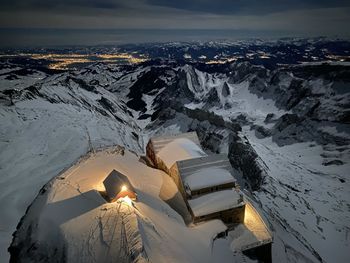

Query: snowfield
[10,146,257,263]
[247,130,350,263]
[0,69,143,262]
[0,59,349,263]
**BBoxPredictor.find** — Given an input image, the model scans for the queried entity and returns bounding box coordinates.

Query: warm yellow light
[94,182,106,192]
[119,196,133,206]
[121,185,127,192]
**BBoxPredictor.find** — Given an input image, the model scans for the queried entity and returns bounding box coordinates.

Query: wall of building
[169,163,188,201]
[190,182,236,199]
[192,204,245,224]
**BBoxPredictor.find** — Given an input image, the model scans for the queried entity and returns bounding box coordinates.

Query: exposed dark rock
[264,113,276,123]
[285,79,309,110]
[289,64,350,81]
[322,160,344,166]
[318,127,350,146]
[93,107,109,117]
[67,76,98,94]
[180,107,241,132]
[175,70,196,101]
[291,97,321,118]
[279,182,301,193]
[231,113,249,125]
[98,96,115,113]
[228,133,267,191]
[223,102,232,110]
[221,82,230,97]
[138,114,152,120]
[1,89,22,105]
[89,79,99,86]
[229,62,268,83]
[5,74,19,80]
[273,114,302,132]
[126,67,168,112]
[131,131,139,140]
[204,88,221,108]
[196,130,224,154]
[340,110,350,124]
[181,66,202,93]
[249,76,268,94]
[252,125,272,138]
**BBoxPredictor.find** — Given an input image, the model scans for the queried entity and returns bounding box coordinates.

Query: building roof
[188,189,243,217]
[157,138,207,169]
[103,170,135,200]
[149,132,201,155]
[185,167,235,191]
[176,154,236,191]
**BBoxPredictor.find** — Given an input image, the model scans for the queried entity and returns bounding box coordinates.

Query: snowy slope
[0,68,143,262]
[1,59,349,263]
[0,64,46,92]
[10,146,257,263]
[247,130,350,263]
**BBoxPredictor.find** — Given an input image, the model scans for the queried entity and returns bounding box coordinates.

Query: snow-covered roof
[188,190,243,217]
[149,132,201,154]
[184,167,235,191]
[157,138,207,169]
[176,154,236,191]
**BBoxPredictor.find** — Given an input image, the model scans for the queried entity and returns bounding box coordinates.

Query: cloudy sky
[0,0,349,46]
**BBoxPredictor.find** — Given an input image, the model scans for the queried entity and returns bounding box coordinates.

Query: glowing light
[205,57,238,64]
[16,52,149,70]
[119,196,133,206]
[121,185,127,192]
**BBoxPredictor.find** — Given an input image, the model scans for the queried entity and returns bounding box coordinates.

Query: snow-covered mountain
[0,58,349,263]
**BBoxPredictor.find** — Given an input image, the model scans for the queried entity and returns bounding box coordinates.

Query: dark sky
[0,0,349,46]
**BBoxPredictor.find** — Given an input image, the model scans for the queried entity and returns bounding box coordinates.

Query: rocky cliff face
[228,133,267,191]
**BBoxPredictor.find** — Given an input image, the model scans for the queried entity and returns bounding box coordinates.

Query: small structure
[169,154,237,199]
[229,202,273,262]
[188,189,245,224]
[168,154,245,225]
[103,170,137,202]
[146,132,203,172]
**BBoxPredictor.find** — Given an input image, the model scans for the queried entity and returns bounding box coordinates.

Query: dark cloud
[1,0,350,15]
[0,0,121,10]
[0,0,349,46]
[148,0,350,15]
